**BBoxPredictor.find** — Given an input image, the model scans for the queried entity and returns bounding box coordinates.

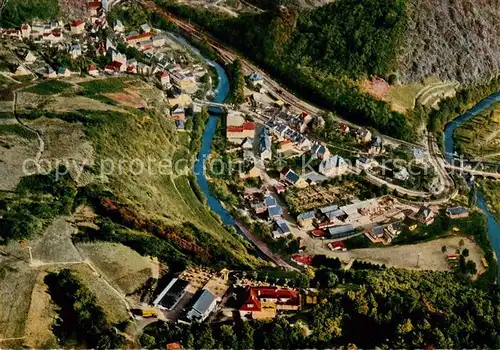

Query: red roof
[242,122,256,130]
[126,32,151,42]
[110,61,123,68]
[166,342,182,350]
[310,229,327,237]
[72,19,84,27]
[291,254,312,265]
[88,1,101,8]
[227,125,243,133]
[280,139,292,147]
[339,123,349,132]
[127,65,136,72]
[21,24,29,30]
[88,64,97,71]
[299,112,309,120]
[239,286,301,312]
[158,71,169,78]
[329,241,346,249]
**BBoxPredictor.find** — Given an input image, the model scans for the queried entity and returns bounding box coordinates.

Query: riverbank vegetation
[141,268,500,349]
[153,0,415,141]
[227,59,245,104]
[477,180,500,222]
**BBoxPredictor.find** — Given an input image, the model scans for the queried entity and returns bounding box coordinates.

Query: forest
[153,0,414,140]
[141,268,500,349]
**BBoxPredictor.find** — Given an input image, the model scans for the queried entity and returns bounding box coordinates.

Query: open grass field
[76,242,152,295]
[78,77,130,95]
[23,80,73,95]
[454,103,500,161]
[285,181,358,212]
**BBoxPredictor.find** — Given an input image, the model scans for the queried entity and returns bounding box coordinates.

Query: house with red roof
[239,286,302,320]
[226,122,256,140]
[88,64,99,77]
[125,32,152,46]
[21,24,31,38]
[88,1,102,16]
[71,19,85,35]
[5,29,21,39]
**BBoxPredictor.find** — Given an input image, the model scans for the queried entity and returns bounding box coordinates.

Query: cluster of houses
[247,194,292,238]
[152,267,304,323]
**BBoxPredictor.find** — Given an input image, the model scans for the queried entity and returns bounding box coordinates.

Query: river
[443,92,500,274]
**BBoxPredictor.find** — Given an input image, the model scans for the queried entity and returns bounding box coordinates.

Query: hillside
[396,0,500,84]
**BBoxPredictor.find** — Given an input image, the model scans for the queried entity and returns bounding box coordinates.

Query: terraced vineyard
[454,103,500,162]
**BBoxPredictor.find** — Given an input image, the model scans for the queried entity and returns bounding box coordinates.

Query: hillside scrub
[396,0,500,84]
[44,269,125,348]
[154,0,415,140]
[0,0,60,27]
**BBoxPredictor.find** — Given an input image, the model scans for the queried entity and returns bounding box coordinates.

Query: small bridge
[444,164,500,180]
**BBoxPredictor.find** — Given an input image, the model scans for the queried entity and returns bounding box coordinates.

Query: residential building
[157,71,170,86]
[21,24,31,38]
[43,32,63,44]
[278,139,294,154]
[88,1,102,16]
[69,44,82,59]
[170,71,196,90]
[226,122,256,140]
[311,144,330,159]
[328,225,356,240]
[6,29,21,39]
[394,167,410,181]
[168,91,192,107]
[356,127,372,143]
[280,168,308,188]
[369,225,385,240]
[170,106,185,120]
[186,289,219,323]
[125,32,152,46]
[369,136,382,154]
[153,277,190,310]
[57,67,71,77]
[273,219,292,238]
[297,211,315,228]
[446,206,469,219]
[14,65,30,76]
[274,184,286,194]
[414,205,435,226]
[247,71,263,87]
[71,19,85,35]
[152,34,167,47]
[110,49,127,66]
[176,119,185,131]
[24,51,36,64]
[140,23,151,33]
[239,286,302,320]
[319,155,348,177]
[259,128,272,161]
[88,64,99,76]
[413,148,425,163]
[339,123,350,133]
[113,20,124,33]
[239,164,260,179]
[44,66,57,78]
[303,171,327,185]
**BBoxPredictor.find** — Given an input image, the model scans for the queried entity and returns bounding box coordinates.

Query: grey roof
[446,206,468,215]
[189,289,216,318]
[371,226,385,236]
[268,205,283,217]
[264,196,277,207]
[320,205,339,214]
[276,219,291,234]
[297,211,315,221]
[325,209,347,221]
[328,225,355,238]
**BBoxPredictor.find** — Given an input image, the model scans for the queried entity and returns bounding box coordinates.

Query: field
[76,242,153,295]
[454,103,500,161]
[285,181,358,212]
[322,236,485,276]
[23,80,73,95]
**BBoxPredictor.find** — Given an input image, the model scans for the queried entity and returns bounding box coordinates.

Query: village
[0,0,490,338]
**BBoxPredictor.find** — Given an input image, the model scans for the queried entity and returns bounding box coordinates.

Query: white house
[69,44,82,59]
[24,51,37,64]
[186,289,219,323]
[113,20,124,33]
[21,24,31,38]
[394,167,410,181]
[319,155,348,177]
